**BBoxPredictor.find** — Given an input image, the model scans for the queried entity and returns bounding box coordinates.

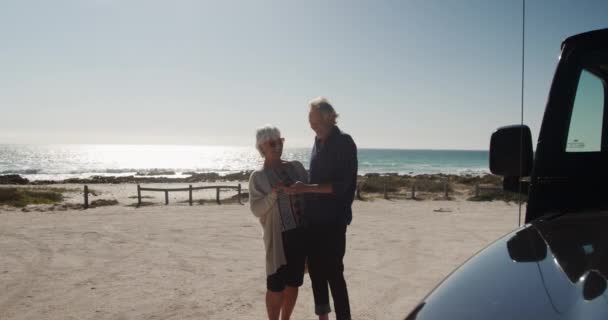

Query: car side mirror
[490,125,533,177]
[583,270,607,301]
[507,228,547,262]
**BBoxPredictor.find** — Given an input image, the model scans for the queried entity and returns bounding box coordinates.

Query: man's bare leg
[281,286,298,320]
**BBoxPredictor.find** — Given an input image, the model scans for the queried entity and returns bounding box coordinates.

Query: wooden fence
[79,184,243,209]
[77,181,499,208]
[136,184,242,207]
[357,179,451,200]
[473,184,503,197]
[356,180,502,200]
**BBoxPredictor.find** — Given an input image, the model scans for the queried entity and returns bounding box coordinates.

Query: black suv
[405,28,608,320]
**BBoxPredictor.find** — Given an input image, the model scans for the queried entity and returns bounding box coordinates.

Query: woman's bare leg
[266,290,283,320]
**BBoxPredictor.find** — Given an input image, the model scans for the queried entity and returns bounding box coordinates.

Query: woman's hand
[271,185,283,196]
[283,181,308,195]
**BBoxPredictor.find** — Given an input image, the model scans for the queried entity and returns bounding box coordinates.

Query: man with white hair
[285,97,358,320]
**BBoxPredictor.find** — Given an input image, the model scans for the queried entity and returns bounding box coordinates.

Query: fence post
[165,190,169,205]
[189,185,193,206]
[444,179,449,199]
[216,187,221,204]
[475,183,480,197]
[84,185,89,209]
[237,184,242,204]
[137,184,141,208]
[411,183,416,199]
[384,180,389,199]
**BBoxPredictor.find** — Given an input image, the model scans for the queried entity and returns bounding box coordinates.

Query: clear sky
[1,0,607,149]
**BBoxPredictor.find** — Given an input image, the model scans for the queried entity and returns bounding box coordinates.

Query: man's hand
[283,181,308,195]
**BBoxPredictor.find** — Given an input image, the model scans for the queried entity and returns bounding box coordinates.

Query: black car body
[405,28,608,319]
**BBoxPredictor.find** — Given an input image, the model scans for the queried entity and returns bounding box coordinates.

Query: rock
[223,171,253,181]
[136,170,176,176]
[0,175,30,185]
[185,172,221,182]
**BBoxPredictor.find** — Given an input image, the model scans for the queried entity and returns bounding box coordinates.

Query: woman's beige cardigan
[248,161,307,276]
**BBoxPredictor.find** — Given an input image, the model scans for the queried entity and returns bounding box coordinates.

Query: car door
[527,33,608,222]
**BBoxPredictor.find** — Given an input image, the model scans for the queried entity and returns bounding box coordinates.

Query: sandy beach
[0,183,521,319]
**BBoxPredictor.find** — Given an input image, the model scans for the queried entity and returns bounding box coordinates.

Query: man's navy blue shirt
[305,126,358,226]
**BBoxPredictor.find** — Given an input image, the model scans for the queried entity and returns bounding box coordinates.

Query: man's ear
[330,113,338,125]
[322,113,336,125]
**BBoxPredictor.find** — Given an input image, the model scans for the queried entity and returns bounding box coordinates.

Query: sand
[0,183,521,319]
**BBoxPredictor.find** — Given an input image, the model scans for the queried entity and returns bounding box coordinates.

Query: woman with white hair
[248,125,308,320]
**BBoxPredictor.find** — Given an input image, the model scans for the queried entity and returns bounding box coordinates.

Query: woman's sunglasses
[268,138,285,149]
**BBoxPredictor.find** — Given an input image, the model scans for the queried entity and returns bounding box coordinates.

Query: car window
[566,69,605,152]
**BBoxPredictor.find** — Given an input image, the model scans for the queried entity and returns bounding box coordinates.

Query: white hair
[255,125,281,157]
[309,96,339,124]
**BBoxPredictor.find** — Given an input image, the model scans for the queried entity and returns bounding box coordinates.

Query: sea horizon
[0,144,491,181]
[0,142,489,151]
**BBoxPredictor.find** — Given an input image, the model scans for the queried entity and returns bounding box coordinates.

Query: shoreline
[0,171,499,186]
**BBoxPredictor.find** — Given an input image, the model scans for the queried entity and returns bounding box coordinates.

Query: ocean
[0,144,490,181]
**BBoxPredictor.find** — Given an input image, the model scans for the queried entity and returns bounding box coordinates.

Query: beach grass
[195,198,244,205]
[468,190,526,203]
[43,186,82,193]
[128,195,154,199]
[126,201,155,207]
[0,187,64,207]
[90,199,119,207]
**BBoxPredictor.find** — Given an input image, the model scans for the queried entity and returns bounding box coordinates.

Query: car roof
[562,28,608,50]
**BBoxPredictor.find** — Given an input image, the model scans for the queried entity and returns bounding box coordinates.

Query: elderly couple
[249,97,358,320]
